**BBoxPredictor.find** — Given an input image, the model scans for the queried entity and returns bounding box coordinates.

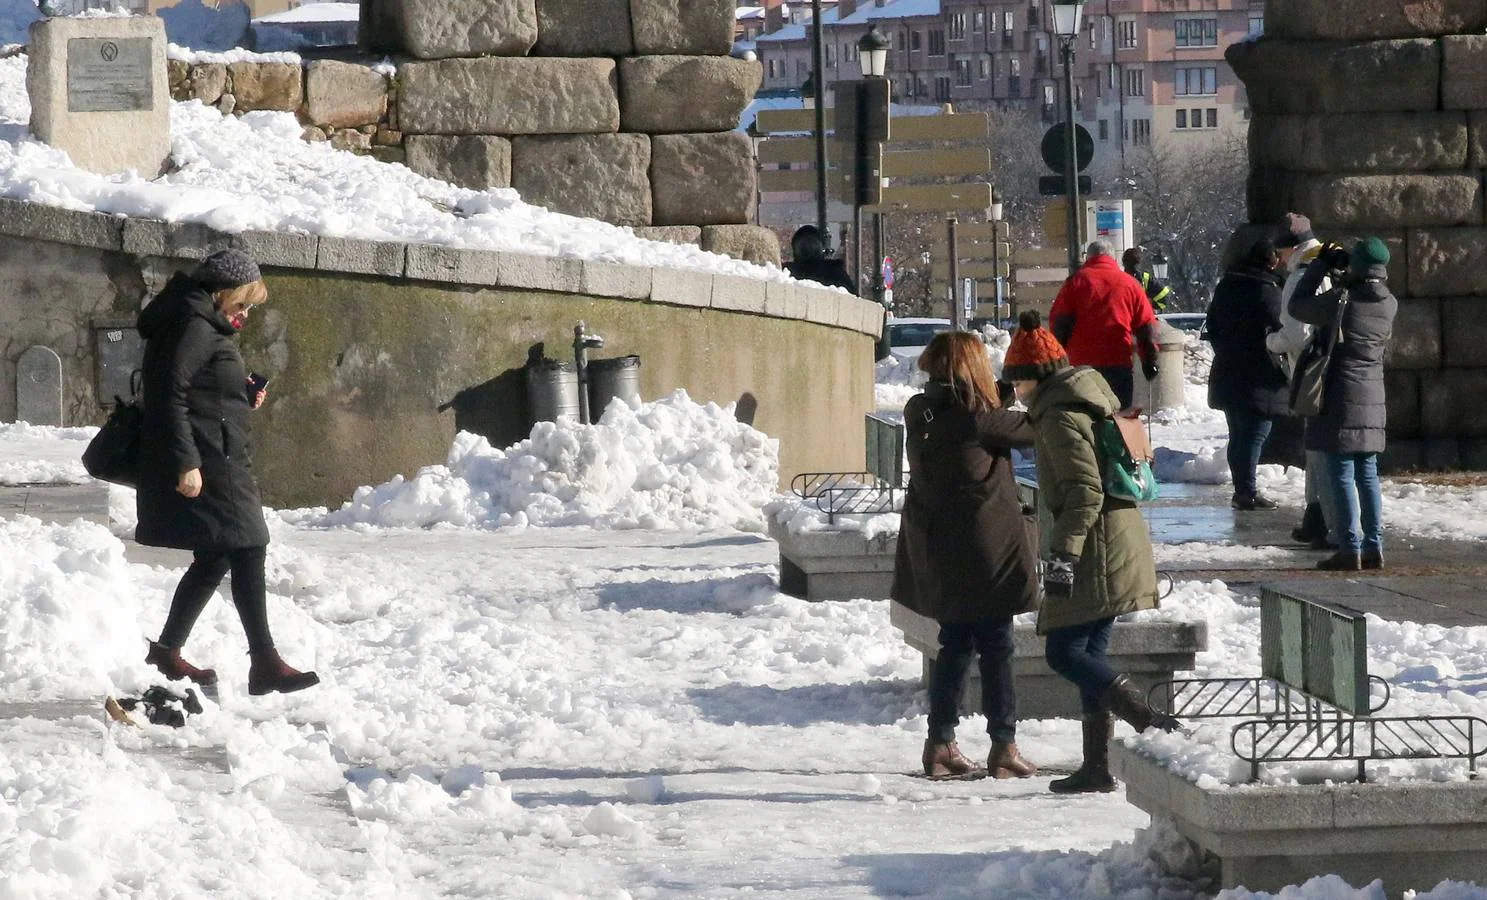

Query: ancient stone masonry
[164,1,774,267]
[1228,0,1487,470]
[367,0,775,266]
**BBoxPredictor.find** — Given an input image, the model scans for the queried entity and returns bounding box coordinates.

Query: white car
[886,317,953,361]
[1158,313,1207,334]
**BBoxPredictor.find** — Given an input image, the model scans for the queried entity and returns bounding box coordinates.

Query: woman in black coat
[890,331,1039,780]
[1205,237,1289,511]
[138,250,318,697]
[1290,238,1398,572]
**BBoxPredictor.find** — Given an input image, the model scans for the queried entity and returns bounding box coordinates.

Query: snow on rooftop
[252,1,359,25]
[836,0,941,23]
[0,53,805,286]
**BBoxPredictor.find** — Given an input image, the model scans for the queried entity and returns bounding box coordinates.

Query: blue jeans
[1325,452,1382,553]
[928,617,1017,744]
[1224,409,1274,498]
[1045,617,1119,716]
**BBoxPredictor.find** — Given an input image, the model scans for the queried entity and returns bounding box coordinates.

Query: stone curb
[0,200,883,336]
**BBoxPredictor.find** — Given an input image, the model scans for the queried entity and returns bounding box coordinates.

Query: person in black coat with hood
[1205,236,1290,511]
[138,250,319,697]
[783,225,856,292]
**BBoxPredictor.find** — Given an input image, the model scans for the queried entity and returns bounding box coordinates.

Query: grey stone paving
[0,483,109,525]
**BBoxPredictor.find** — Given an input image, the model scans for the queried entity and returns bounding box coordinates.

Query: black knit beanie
[192,249,262,291]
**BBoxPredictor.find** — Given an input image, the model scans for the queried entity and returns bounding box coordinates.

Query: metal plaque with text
[67,37,154,113]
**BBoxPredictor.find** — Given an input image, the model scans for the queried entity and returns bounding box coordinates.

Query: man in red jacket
[1048,240,1161,409]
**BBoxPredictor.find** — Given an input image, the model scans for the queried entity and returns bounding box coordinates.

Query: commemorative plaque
[67,37,153,113]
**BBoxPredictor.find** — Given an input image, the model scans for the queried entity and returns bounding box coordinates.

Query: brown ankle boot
[988,741,1038,779]
[145,641,217,686]
[247,648,320,696]
[922,739,978,778]
[1102,675,1181,733]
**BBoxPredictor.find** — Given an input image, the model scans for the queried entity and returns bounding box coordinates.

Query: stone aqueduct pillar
[1228,0,1487,469]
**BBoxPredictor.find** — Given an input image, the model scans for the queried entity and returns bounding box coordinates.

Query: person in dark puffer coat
[1204,236,1290,511]
[137,250,319,696]
[891,331,1039,780]
[1289,238,1398,572]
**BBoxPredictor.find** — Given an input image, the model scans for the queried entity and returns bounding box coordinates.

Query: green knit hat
[1351,237,1390,274]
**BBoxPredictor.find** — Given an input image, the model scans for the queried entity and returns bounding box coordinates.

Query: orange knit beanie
[1002,310,1069,382]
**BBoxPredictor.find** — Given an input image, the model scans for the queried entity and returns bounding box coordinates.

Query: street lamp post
[860,24,892,318]
[1152,250,1170,281]
[1052,1,1086,275]
[810,0,829,246]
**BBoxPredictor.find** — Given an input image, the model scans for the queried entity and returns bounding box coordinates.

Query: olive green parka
[1026,366,1159,633]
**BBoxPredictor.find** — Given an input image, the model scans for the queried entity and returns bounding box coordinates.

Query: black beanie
[192,249,262,291]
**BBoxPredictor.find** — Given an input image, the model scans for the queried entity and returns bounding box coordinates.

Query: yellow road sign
[755,109,990,141]
[932,260,1010,280]
[930,221,1010,244]
[1012,247,1070,267]
[882,147,992,178]
[869,183,994,213]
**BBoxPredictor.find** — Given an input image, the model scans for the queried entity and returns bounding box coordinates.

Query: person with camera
[1049,241,1161,409]
[891,332,1040,780]
[783,225,856,292]
[1204,236,1289,511]
[1268,213,1339,547]
[1289,238,1398,571]
[137,250,320,696]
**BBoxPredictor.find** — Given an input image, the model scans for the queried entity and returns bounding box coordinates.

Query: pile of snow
[166,42,299,64]
[315,390,780,532]
[0,421,95,484]
[0,54,807,286]
[1184,332,1214,387]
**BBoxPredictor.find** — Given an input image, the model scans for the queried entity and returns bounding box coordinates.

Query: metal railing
[1232,715,1487,784]
[791,472,900,524]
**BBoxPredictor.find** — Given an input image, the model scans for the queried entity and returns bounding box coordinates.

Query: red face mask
[229,311,247,330]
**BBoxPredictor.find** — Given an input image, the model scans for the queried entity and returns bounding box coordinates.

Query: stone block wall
[365,0,773,262]
[164,40,778,268]
[1229,1,1487,469]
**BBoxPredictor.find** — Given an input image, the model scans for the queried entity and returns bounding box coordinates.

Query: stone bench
[1112,742,1487,897]
[891,601,1207,720]
[768,517,896,602]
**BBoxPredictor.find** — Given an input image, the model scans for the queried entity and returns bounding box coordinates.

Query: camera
[1322,244,1351,272]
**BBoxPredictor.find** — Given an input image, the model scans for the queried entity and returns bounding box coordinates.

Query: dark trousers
[928,617,1017,744]
[158,547,275,653]
[1223,409,1274,498]
[1045,617,1118,716]
[1095,366,1135,410]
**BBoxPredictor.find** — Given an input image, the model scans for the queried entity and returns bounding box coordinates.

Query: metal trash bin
[588,355,642,419]
[526,358,581,424]
[1131,320,1186,412]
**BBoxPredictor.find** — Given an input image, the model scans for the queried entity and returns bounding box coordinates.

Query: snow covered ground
[0,52,808,285]
[4,401,1487,896]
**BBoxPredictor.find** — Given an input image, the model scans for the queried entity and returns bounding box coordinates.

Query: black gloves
[1043,553,1077,599]
[1142,360,1160,382]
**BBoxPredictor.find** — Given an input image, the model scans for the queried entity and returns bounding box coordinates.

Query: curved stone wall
[0,198,880,508]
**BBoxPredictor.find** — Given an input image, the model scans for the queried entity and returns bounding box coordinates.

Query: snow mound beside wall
[318,390,781,532]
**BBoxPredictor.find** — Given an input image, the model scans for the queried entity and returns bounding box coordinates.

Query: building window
[911,30,922,51]
[1087,17,1096,49]
[767,59,777,79]
[974,10,985,32]
[1010,56,1021,76]
[950,12,967,41]
[955,56,972,86]
[1098,119,1109,140]
[1008,75,1021,97]
[825,44,836,67]
[929,29,946,56]
[1125,67,1144,97]
[1248,15,1264,37]
[1207,108,1218,128]
[935,75,952,102]
[1175,109,1187,129]
[1132,118,1151,145]
[845,42,859,63]
[1175,17,1219,47]
[1043,84,1055,106]
[978,56,990,80]
[796,60,807,80]
[1175,66,1217,96]
[1116,19,1137,49]
[1003,11,1015,34]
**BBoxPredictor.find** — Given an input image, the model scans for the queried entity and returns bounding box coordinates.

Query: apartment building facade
[754,0,1259,165]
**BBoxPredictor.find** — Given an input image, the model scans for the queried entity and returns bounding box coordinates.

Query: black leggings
[157,547,274,653]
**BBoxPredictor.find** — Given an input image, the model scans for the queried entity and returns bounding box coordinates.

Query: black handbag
[83,373,143,488]
[1288,287,1349,418]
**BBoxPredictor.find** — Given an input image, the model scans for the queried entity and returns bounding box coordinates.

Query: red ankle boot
[145,641,217,686]
[247,648,320,696]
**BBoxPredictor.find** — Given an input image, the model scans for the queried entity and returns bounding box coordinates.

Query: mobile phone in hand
[247,372,270,394]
